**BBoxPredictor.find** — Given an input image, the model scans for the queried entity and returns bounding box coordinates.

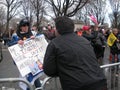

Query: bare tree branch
[109,0,120,28]
[3,0,22,36]
[45,0,89,17]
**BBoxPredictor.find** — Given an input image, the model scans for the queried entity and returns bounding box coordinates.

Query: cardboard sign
[8,34,48,77]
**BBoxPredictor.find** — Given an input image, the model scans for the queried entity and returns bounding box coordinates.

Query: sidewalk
[0,43,21,90]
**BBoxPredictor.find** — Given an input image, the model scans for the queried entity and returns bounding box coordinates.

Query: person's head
[19,19,30,33]
[82,25,91,34]
[47,24,52,30]
[112,28,118,35]
[55,16,74,35]
[32,25,37,31]
[17,18,32,39]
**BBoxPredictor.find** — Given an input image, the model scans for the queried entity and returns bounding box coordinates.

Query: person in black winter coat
[91,28,106,64]
[82,25,98,46]
[43,16,107,90]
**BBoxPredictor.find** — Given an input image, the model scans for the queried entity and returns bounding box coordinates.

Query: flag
[107,33,117,46]
[89,14,98,25]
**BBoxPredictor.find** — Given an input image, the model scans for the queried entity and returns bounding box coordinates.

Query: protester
[31,25,38,36]
[108,28,119,63]
[98,28,107,62]
[91,26,106,64]
[2,31,10,46]
[43,16,107,90]
[117,30,120,62]
[46,24,56,40]
[8,18,41,90]
[75,28,83,36]
[7,30,19,46]
[82,25,98,43]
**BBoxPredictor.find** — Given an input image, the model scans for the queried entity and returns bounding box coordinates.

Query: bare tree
[30,0,46,31]
[0,0,22,37]
[109,0,120,28]
[45,0,89,17]
[75,5,90,25]
[0,7,4,61]
[76,0,107,25]
[19,0,34,28]
[89,0,107,24]
[0,7,6,35]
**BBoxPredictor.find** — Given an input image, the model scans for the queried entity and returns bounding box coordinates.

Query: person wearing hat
[17,19,34,44]
[8,18,41,90]
[8,19,34,46]
[43,16,107,90]
[82,25,98,42]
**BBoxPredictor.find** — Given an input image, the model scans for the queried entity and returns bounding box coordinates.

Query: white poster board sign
[8,34,48,77]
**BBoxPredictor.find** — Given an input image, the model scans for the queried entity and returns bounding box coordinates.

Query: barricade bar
[1,63,120,90]
[0,78,33,90]
[35,77,52,90]
[100,62,120,68]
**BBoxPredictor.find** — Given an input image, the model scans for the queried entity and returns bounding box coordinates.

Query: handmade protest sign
[8,34,48,77]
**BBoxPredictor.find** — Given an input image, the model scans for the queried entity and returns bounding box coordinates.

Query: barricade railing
[1,62,120,90]
[37,62,120,90]
[35,77,52,90]
[100,62,120,68]
[100,62,120,90]
[0,78,33,90]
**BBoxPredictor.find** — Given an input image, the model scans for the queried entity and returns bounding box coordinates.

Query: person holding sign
[10,18,41,90]
[43,16,107,90]
[107,28,120,63]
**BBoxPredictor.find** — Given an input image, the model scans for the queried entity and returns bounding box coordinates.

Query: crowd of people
[75,25,107,64]
[1,16,120,90]
[75,25,120,65]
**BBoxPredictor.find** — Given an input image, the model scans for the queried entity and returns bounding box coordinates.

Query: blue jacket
[7,33,19,46]
[8,32,42,83]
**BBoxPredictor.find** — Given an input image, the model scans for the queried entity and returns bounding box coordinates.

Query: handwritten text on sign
[8,35,48,77]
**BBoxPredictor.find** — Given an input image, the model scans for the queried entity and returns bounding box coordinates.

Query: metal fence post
[101,62,120,90]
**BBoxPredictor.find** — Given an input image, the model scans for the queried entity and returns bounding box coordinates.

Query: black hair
[55,16,74,35]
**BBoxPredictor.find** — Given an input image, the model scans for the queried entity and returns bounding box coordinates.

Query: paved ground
[0,44,20,90]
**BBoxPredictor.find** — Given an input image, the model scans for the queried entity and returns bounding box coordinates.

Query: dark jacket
[110,41,118,55]
[43,33,106,90]
[82,31,98,41]
[110,34,119,55]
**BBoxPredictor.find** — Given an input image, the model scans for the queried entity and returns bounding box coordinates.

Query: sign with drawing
[8,34,48,77]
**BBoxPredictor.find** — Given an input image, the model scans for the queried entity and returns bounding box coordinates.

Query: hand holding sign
[8,34,48,77]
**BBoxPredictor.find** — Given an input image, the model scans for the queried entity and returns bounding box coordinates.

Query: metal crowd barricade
[36,62,120,90]
[0,78,33,90]
[35,77,61,90]
[1,62,120,90]
[100,62,120,90]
